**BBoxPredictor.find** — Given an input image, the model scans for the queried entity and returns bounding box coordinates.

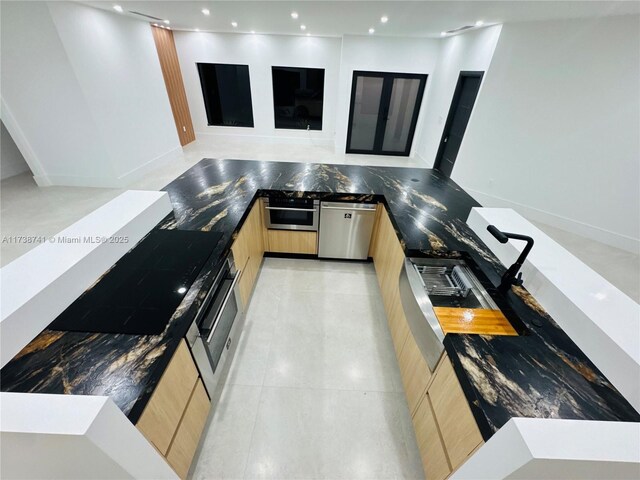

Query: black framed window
[271,66,324,130]
[197,63,254,127]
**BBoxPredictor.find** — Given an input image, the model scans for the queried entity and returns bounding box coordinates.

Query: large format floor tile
[190,258,422,480]
[243,387,424,480]
[191,384,262,480]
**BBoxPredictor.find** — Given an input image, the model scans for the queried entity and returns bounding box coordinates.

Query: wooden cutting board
[433,307,518,336]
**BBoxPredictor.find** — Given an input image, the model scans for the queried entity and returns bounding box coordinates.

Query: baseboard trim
[117,146,183,186]
[464,187,639,254]
[195,131,334,147]
[32,174,120,188]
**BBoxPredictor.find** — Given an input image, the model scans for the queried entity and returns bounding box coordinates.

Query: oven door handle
[321,205,377,212]
[206,269,242,343]
[265,206,317,212]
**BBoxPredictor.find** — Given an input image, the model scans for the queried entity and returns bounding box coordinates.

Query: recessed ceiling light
[300,24,306,30]
[231,21,238,27]
[291,11,298,19]
[440,31,447,36]
[475,20,484,26]
[380,16,388,23]
[163,19,170,25]
[201,8,210,15]
[113,5,123,12]
[177,287,187,294]
[368,28,375,34]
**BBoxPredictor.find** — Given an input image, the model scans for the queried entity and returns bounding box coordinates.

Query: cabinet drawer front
[413,396,451,480]
[398,330,431,415]
[137,340,199,454]
[428,356,483,469]
[167,380,211,479]
[267,230,318,254]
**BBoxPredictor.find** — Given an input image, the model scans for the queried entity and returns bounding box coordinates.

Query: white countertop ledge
[0,190,172,367]
[468,207,640,412]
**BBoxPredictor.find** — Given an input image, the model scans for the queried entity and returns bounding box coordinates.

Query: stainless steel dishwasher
[318,202,377,259]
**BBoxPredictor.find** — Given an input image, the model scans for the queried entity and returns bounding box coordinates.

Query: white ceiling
[83,1,640,38]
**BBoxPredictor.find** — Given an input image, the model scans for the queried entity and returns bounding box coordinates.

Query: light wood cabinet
[370,206,483,478]
[398,327,432,415]
[371,207,409,357]
[413,395,451,480]
[137,340,199,454]
[266,229,318,254]
[232,200,266,307]
[166,380,211,479]
[428,356,483,471]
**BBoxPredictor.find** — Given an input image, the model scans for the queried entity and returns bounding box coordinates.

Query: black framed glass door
[346,71,427,156]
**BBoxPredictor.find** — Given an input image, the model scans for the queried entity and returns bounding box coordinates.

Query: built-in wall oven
[186,253,244,396]
[264,197,319,231]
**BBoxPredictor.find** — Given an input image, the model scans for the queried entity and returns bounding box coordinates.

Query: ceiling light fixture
[475,20,484,26]
[195,28,200,31]
[231,21,238,27]
[163,19,170,24]
[250,30,255,34]
[300,24,306,30]
[440,31,447,36]
[380,16,388,23]
[201,8,210,15]
[368,28,375,34]
[113,5,123,12]
[291,11,298,19]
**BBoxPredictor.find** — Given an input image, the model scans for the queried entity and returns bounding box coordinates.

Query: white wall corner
[0,98,47,182]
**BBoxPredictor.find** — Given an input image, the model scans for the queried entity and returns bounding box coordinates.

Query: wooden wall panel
[150,26,195,146]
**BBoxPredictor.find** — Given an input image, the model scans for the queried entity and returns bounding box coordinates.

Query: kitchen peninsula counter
[2,159,638,439]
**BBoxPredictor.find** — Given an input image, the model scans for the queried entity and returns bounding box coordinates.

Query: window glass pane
[197,63,254,127]
[382,78,421,152]
[348,76,384,151]
[272,66,325,130]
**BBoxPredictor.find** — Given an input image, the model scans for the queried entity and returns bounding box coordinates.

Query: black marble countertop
[2,159,638,437]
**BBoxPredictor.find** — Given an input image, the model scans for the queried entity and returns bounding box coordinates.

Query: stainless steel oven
[264,197,319,231]
[186,253,244,396]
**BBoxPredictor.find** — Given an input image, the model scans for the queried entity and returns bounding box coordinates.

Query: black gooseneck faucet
[487,225,535,292]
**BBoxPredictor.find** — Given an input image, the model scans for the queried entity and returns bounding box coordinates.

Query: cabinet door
[428,356,483,469]
[413,395,450,480]
[166,380,211,479]
[386,288,410,357]
[137,340,199,454]
[398,329,431,415]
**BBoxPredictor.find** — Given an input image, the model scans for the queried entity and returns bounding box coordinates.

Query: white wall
[416,25,502,165]
[175,31,341,145]
[335,35,441,155]
[1,120,30,180]
[0,1,180,187]
[452,15,640,253]
[1,393,177,479]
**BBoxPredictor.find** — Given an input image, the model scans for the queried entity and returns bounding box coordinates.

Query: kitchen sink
[409,258,499,310]
[399,256,519,371]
